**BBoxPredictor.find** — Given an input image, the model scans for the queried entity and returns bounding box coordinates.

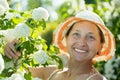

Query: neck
[67,59,93,76]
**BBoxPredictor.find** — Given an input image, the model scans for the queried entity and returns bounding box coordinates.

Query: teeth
[74,48,87,53]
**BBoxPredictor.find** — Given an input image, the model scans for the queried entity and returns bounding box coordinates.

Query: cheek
[66,38,72,48]
[66,37,74,50]
[66,36,76,45]
[88,42,101,53]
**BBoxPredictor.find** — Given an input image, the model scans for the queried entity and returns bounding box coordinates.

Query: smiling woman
[51,10,116,80]
[66,21,103,62]
[4,10,116,80]
[53,10,115,62]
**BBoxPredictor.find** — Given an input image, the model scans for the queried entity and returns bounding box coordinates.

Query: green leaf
[26,18,36,29]
[50,55,63,69]
[41,19,46,30]
[12,17,24,24]
[0,68,16,77]
[24,72,32,80]
[49,45,59,54]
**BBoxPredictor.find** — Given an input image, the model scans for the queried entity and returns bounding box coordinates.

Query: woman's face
[66,21,102,62]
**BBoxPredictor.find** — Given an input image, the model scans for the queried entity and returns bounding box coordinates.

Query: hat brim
[53,17,116,62]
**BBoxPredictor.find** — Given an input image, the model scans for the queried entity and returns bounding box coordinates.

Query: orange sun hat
[53,10,116,62]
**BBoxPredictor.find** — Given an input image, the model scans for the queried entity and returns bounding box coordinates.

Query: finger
[10,47,20,59]
[4,48,13,59]
[13,51,21,59]
[4,41,18,59]
[4,42,13,59]
[4,39,21,59]
[4,44,17,59]
[8,42,21,59]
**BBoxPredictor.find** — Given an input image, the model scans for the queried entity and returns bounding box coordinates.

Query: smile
[74,48,87,53]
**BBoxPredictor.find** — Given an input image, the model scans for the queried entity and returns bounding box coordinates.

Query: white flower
[0,0,9,15]
[113,57,120,68]
[104,56,119,79]
[0,23,30,42]
[5,12,14,20]
[32,7,49,21]
[0,77,11,80]
[33,77,42,80]
[104,10,112,22]
[49,9,58,21]
[71,0,86,10]
[111,0,120,8]
[52,0,65,9]
[36,44,43,50]
[0,30,6,36]
[2,29,15,42]
[0,0,9,11]
[14,13,21,18]
[33,50,48,64]
[118,34,120,40]
[13,23,30,39]
[0,5,6,15]
[1,69,25,80]
[0,54,4,74]
[10,73,25,80]
[104,60,114,76]
[9,69,25,80]
[5,60,14,69]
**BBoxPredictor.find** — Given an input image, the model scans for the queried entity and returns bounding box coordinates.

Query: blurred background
[6,0,120,80]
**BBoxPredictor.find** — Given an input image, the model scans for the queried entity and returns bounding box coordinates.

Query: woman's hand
[4,39,21,59]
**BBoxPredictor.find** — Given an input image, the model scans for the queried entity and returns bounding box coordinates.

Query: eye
[87,35,96,41]
[72,32,80,38]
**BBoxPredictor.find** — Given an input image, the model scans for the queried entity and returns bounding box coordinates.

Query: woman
[4,10,116,80]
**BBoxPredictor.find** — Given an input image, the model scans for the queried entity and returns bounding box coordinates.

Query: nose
[76,37,87,47]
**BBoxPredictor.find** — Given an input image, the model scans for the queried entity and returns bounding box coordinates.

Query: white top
[86,73,107,80]
[48,69,107,80]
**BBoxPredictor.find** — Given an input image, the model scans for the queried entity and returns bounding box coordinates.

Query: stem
[30,28,35,37]
[14,59,19,69]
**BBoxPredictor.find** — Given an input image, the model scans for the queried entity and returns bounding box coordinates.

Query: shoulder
[88,73,106,80]
[48,68,68,80]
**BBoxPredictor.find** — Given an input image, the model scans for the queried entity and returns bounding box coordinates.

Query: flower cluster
[0,23,30,42]
[0,0,9,15]
[0,1,62,80]
[0,54,4,74]
[104,56,120,80]
[32,7,49,21]
[33,50,48,65]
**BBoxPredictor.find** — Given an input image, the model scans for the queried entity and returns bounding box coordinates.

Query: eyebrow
[88,32,96,35]
[75,30,80,32]
[75,30,96,34]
